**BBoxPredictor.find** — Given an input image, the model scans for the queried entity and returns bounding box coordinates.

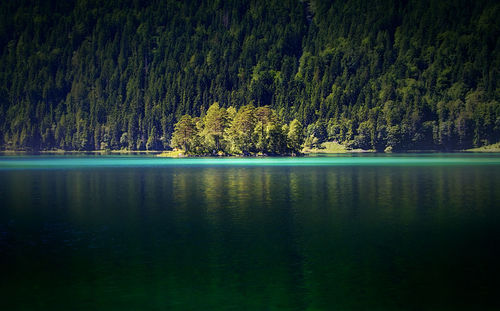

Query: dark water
[1,155,499,310]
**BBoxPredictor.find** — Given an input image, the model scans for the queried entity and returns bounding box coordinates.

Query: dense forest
[0,0,499,151]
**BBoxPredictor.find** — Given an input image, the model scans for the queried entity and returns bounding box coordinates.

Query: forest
[0,0,499,151]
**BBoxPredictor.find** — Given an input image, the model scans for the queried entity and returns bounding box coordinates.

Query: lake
[1,154,499,310]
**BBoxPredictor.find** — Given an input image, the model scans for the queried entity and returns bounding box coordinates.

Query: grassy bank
[157,150,187,157]
[302,141,375,154]
[466,143,500,152]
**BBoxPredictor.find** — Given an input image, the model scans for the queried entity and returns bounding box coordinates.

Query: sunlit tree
[171,115,198,152]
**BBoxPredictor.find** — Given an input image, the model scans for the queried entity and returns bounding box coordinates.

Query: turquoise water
[2,153,500,169]
[1,154,499,310]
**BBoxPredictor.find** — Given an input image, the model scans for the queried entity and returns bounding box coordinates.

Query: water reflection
[0,165,499,310]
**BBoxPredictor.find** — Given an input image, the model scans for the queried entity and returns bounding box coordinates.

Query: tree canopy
[171,103,302,155]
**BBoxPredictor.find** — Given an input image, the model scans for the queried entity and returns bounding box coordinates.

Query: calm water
[1,154,499,310]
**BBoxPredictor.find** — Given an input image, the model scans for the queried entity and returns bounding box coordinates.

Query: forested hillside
[1,0,499,151]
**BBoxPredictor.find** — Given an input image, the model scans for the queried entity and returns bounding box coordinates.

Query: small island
[158,102,305,157]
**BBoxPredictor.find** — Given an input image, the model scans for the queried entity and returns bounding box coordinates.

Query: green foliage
[171,115,197,152]
[0,0,499,151]
[226,105,257,154]
[201,102,227,152]
[172,103,301,155]
[287,119,304,153]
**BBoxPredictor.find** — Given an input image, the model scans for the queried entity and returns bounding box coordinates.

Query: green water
[1,154,499,310]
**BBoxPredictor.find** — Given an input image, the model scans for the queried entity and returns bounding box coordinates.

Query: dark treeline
[0,0,499,151]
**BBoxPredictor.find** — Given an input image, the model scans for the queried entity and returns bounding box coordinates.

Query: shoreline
[2,149,500,157]
[0,149,164,155]
[2,142,500,156]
